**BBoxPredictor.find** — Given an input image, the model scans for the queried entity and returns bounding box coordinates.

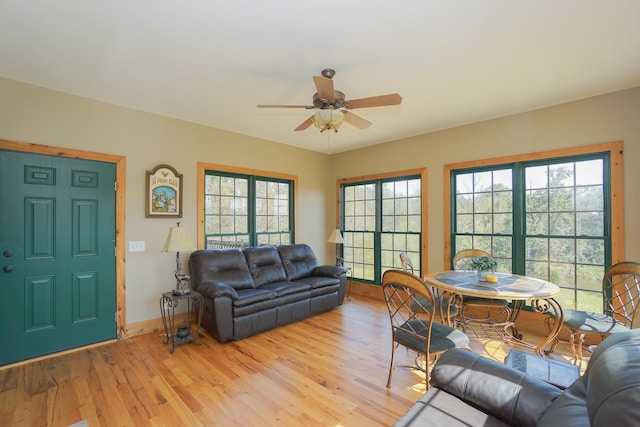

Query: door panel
[73,199,99,256]
[72,271,98,323]
[0,149,116,365]
[26,197,55,258]
[24,275,56,332]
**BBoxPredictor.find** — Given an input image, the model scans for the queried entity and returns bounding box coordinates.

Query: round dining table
[423,270,563,356]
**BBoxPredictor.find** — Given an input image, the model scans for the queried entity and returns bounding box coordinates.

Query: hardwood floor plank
[87,348,139,426]
[0,296,576,426]
[222,372,304,427]
[148,375,204,427]
[188,379,251,427]
[3,389,17,426]
[30,390,49,426]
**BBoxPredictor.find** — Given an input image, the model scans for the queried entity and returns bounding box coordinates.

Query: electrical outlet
[129,241,146,252]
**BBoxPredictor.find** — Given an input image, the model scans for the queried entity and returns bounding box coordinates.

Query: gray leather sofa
[189,243,347,343]
[394,329,640,427]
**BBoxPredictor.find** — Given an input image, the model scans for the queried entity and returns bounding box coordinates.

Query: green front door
[0,150,116,365]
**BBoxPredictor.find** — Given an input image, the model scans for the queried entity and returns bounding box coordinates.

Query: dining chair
[557,261,640,367]
[382,269,470,389]
[399,253,460,324]
[399,252,414,273]
[452,249,511,325]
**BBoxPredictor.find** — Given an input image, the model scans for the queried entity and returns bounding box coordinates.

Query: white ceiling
[2,1,640,154]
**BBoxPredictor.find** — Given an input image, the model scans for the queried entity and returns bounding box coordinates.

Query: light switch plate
[129,241,146,252]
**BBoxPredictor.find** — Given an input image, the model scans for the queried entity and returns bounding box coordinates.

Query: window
[197,163,296,248]
[454,168,514,267]
[340,169,426,282]
[447,142,624,313]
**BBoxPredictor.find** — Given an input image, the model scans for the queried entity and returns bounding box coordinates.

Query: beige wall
[0,77,332,325]
[2,76,639,328]
[329,86,640,273]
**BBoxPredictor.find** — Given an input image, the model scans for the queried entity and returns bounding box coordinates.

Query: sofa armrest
[196,281,239,300]
[313,265,347,278]
[430,349,563,427]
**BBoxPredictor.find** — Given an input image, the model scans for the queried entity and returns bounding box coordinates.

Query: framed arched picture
[146,164,183,218]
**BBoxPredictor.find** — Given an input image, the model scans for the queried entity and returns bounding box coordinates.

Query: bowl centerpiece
[467,256,498,281]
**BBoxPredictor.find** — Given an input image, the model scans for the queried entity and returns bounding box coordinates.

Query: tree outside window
[451,152,613,313]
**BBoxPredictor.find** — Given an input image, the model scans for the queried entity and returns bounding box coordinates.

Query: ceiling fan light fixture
[312,108,344,133]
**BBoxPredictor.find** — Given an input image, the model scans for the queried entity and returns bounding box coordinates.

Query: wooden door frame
[1,139,127,340]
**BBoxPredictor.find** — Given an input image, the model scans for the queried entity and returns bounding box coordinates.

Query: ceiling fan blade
[294,116,314,131]
[346,93,402,109]
[313,76,335,101]
[257,104,311,108]
[342,111,372,129]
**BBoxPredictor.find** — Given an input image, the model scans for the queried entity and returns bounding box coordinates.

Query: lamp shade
[161,226,196,252]
[312,109,344,132]
[327,229,344,244]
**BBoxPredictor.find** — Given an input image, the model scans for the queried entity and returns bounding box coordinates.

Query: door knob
[2,265,13,273]
[3,250,13,258]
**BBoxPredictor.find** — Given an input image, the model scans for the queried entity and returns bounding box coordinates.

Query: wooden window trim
[337,168,428,275]
[197,162,298,249]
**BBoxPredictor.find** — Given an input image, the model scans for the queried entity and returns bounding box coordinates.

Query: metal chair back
[399,252,414,274]
[604,261,640,329]
[382,269,437,387]
[453,248,491,270]
[382,269,469,388]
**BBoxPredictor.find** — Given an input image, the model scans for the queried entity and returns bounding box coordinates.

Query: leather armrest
[313,265,347,278]
[431,349,563,427]
[196,281,239,300]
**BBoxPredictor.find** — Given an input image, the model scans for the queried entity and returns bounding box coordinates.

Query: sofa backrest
[244,245,288,287]
[189,249,255,290]
[538,328,640,427]
[584,329,640,424]
[278,244,319,281]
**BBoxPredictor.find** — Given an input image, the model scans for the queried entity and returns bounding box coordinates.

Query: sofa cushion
[244,246,288,287]
[189,249,255,290]
[259,281,310,297]
[278,244,319,280]
[233,300,279,317]
[232,288,279,317]
[308,283,340,298]
[294,275,340,289]
[233,288,277,307]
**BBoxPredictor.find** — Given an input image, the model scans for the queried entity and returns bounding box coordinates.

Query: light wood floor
[0,296,576,427]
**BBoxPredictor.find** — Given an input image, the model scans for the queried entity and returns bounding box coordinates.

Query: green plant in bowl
[467,256,497,280]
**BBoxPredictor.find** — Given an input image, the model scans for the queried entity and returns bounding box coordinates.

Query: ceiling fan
[257,69,402,133]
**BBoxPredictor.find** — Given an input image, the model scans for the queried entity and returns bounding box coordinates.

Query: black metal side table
[345,267,353,301]
[159,290,203,353]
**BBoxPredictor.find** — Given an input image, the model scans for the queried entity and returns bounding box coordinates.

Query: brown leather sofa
[394,328,640,426]
[189,244,347,342]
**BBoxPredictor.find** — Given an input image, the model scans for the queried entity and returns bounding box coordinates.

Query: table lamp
[327,228,344,266]
[161,222,196,295]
